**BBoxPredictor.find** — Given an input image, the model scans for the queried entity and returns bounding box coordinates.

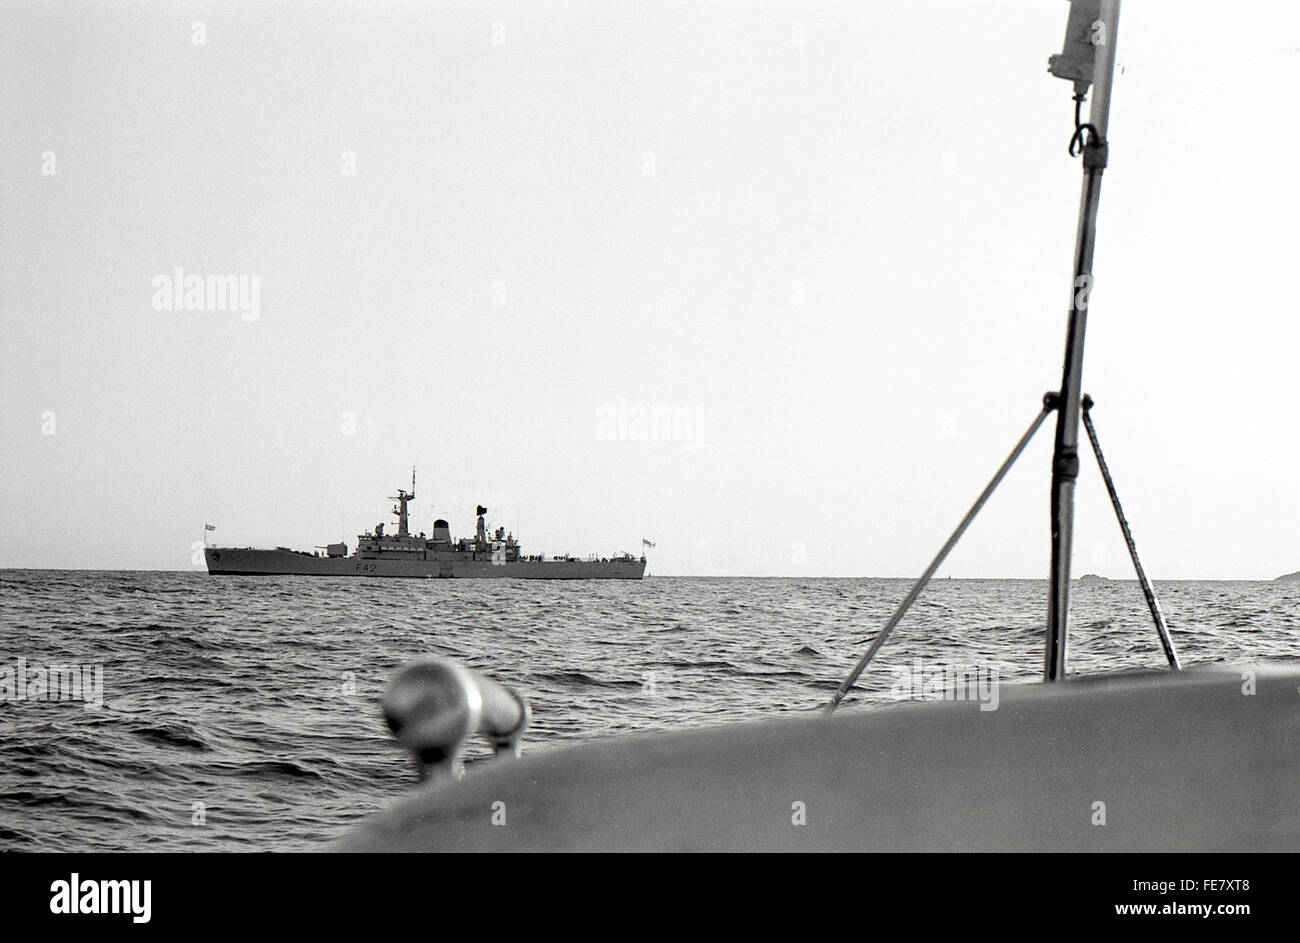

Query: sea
[2,570,1297,851]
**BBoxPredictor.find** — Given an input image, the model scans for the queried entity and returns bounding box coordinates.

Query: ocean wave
[1,570,1296,850]
[131,723,212,751]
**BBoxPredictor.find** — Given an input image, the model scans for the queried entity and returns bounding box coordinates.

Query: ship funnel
[431,519,451,545]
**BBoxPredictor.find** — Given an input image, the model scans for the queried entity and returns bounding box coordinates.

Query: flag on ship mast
[642,538,655,549]
[205,524,216,531]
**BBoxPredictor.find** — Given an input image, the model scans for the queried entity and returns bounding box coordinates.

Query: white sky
[1,1,1297,578]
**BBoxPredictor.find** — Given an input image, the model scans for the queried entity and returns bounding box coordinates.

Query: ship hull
[204,547,645,580]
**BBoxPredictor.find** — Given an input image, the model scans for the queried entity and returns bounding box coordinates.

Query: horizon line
[1,566,1294,582]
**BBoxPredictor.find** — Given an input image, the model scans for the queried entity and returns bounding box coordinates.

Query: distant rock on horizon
[1076,573,1109,582]
[1275,570,1300,582]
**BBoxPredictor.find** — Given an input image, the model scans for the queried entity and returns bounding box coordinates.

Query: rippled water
[1,570,1296,851]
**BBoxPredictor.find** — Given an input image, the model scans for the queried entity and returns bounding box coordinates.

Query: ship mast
[827,0,1172,712]
[391,468,416,537]
[1044,0,1120,680]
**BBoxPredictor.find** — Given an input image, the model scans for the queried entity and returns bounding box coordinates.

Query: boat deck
[333,663,1300,852]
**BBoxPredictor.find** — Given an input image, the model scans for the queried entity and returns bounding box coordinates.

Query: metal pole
[827,403,1053,712]
[1080,398,1181,669]
[1045,0,1121,681]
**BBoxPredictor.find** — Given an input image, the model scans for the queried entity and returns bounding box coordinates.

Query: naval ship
[204,472,646,579]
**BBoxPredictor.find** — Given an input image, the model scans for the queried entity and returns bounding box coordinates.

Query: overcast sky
[2,1,1296,578]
